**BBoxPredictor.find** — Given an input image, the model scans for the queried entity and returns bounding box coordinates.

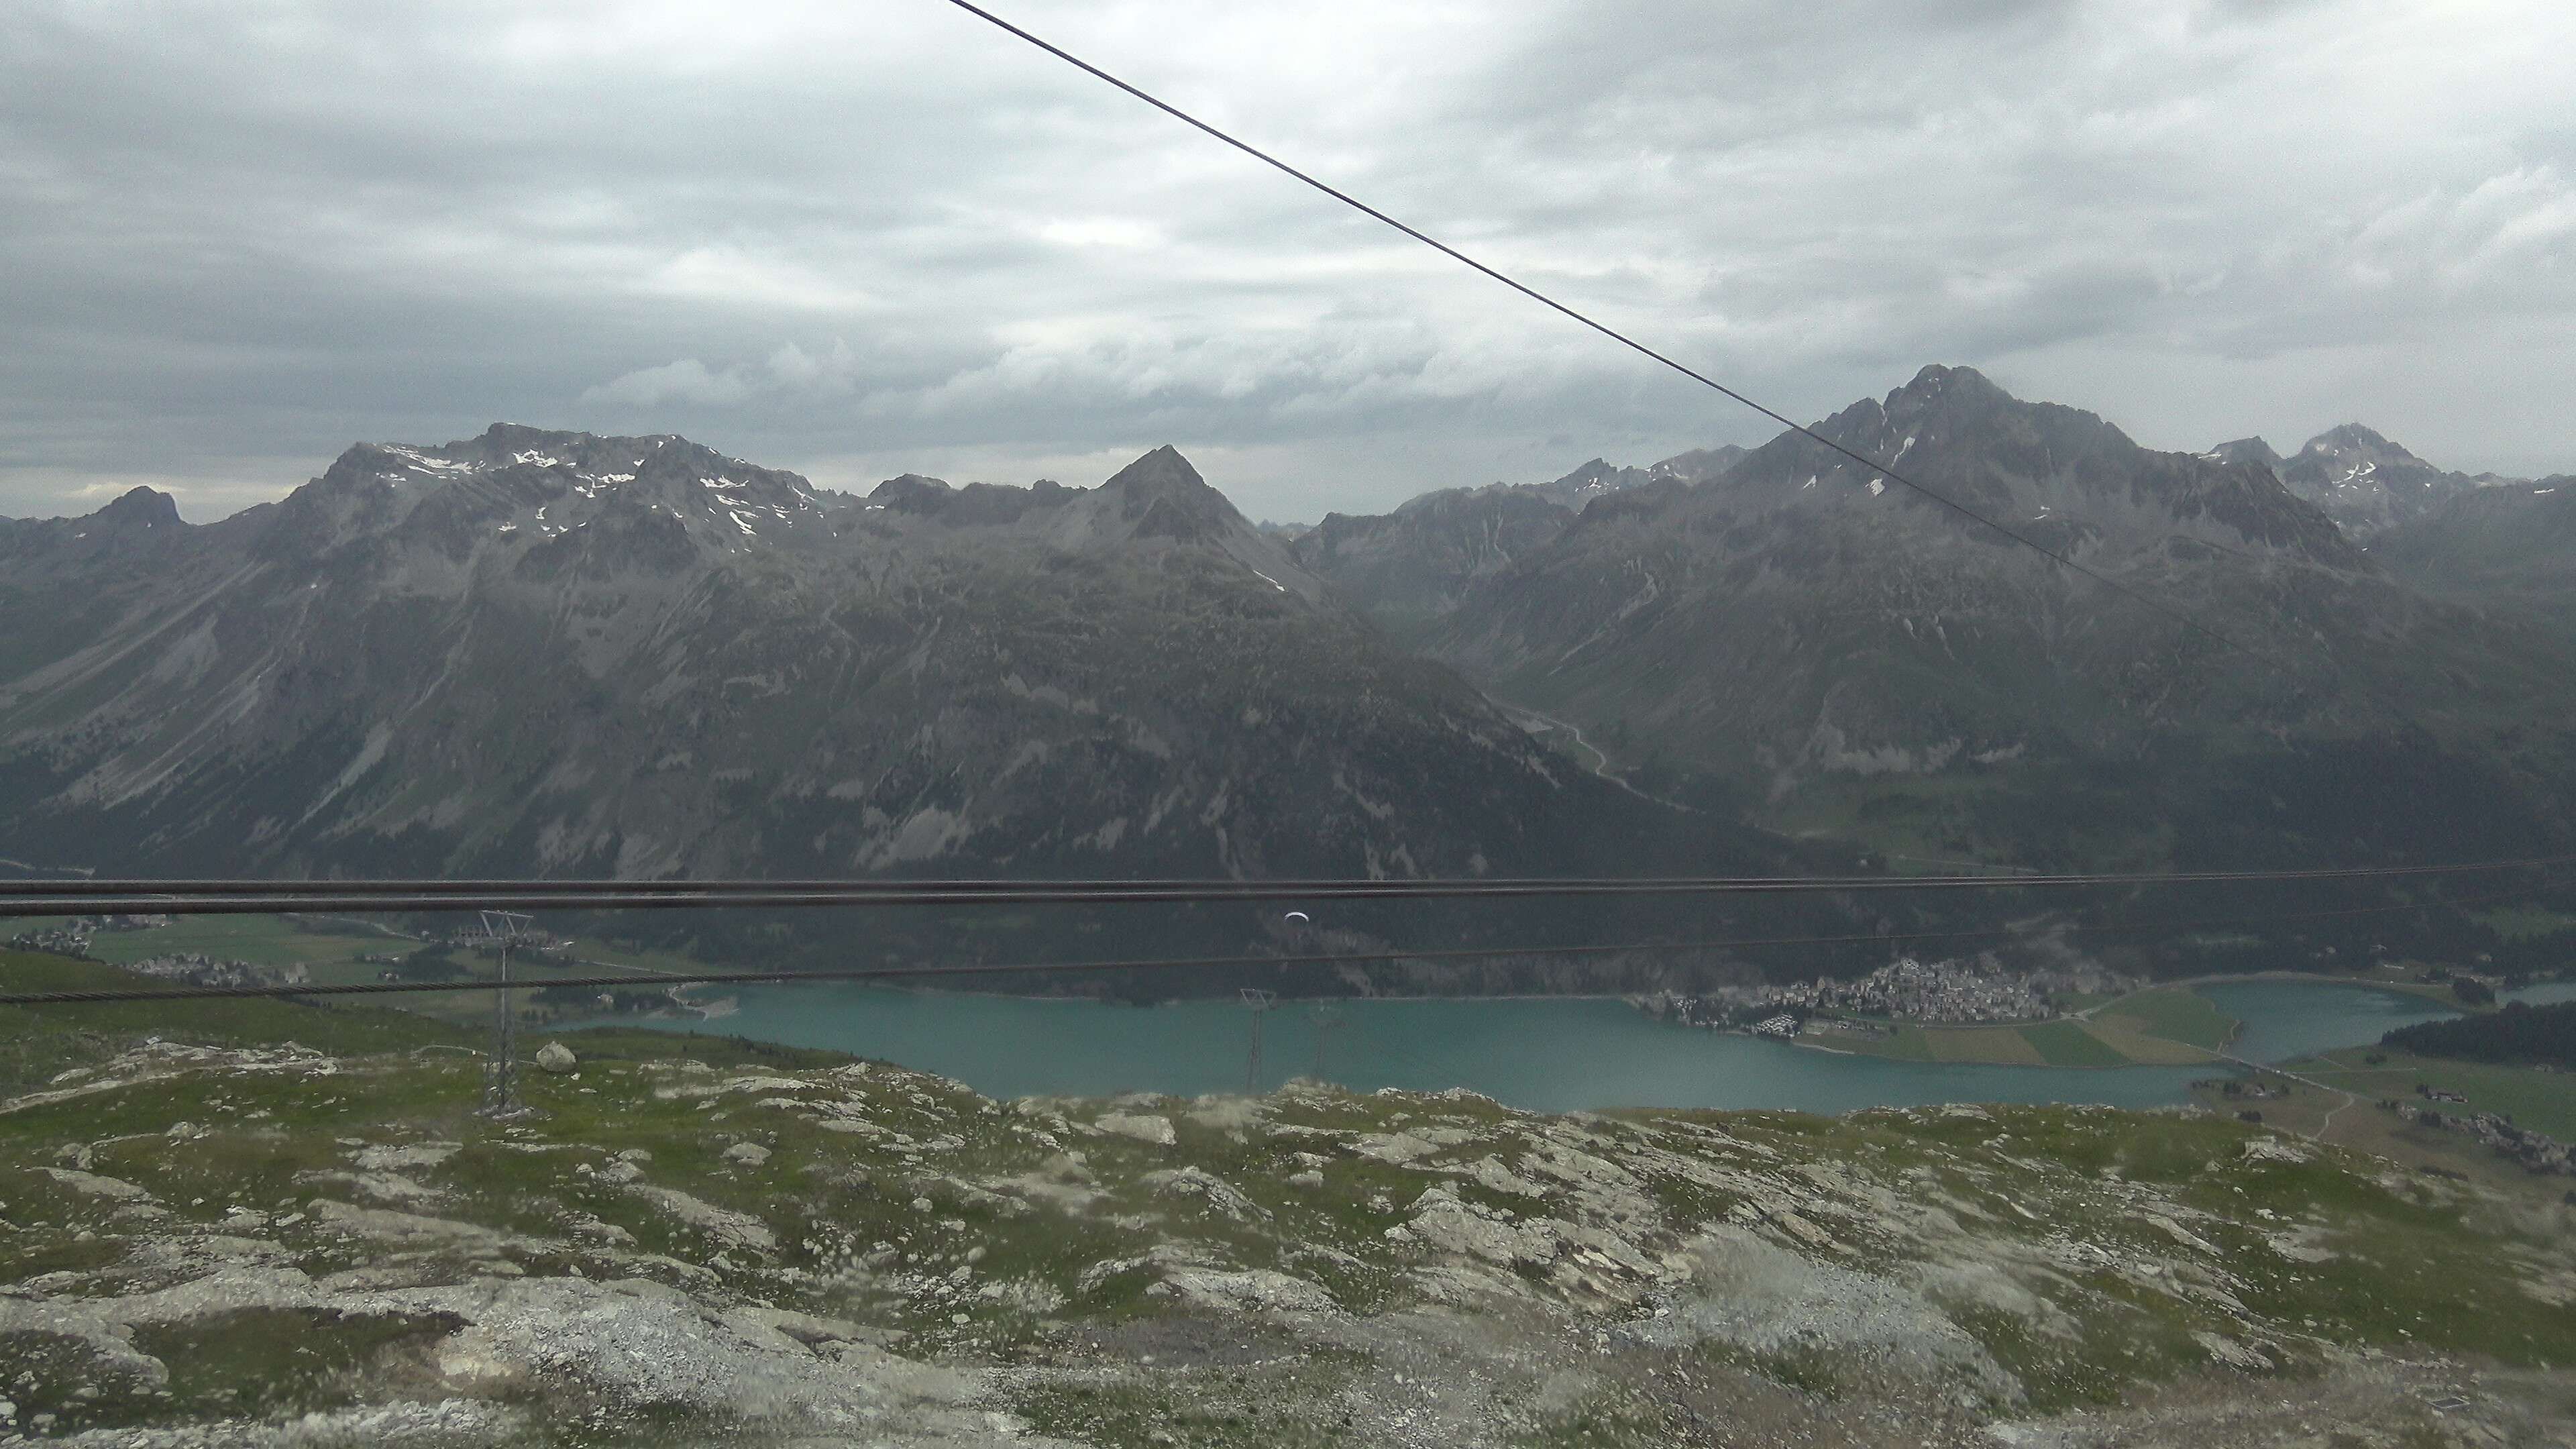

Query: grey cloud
[3,0,2571,526]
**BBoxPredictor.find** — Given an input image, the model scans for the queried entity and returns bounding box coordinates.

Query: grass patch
[2082,1022,2217,1065]
[137,1307,464,1421]
[0,950,472,1093]
[2475,905,2576,941]
[2097,987,2235,1051]
[2020,1020,2131,1067]
[1919,1026,2046,1065]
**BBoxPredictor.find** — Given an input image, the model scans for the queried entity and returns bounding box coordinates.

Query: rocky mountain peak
[94,486,183,531]
[1647,445,1748,486]
[1890,362,2010,409]
[263,425,835,565]
[2273,423,2512,539]
[2205,437,2285,472]
[2300,423,2414,462]
[1102,445,1210,500]
[1102,445,1239,541]
[868,473,954,505]
[1529,458,1654,509]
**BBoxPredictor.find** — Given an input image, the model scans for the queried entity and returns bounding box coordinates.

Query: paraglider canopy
[1283,910,1311,925]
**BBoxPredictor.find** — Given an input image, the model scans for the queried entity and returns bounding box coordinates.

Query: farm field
[1826,1008,2222,1069]
[2092,986,2236,1051]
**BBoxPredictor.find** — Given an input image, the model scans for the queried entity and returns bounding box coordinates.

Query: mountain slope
[1293,446,1747,638]
[2374,476,2576,633]
[1419,367,2576,867]
[0,431,1653,888]
[1290,486,1576,639]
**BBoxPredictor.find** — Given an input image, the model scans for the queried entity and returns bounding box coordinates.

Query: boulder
[533,1041,578,1075]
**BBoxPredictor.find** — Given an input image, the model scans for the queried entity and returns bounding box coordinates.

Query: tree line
[2384,1000,2576,1069]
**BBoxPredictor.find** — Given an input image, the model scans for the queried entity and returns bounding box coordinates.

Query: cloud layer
[4,0,2571,522]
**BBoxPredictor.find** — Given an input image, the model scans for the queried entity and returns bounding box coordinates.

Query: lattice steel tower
[473,910,537,1119]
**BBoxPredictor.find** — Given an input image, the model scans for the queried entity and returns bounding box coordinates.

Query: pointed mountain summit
[1102,444,1237,541]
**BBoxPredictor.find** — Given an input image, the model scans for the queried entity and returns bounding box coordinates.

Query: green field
[2019,1020,2132,1067]
[1915,1025,2042,1065]
[2298,1046,2576,1140]
[5,913,708,1031]
[2082,1021,2218,1065]
[2095,987,2235,1051]
[2473,905,2576,941]
[1825,1017,2181,1068]
[31,915,405,972]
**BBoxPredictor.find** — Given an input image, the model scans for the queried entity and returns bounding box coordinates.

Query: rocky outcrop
[7,1026,2575,1444]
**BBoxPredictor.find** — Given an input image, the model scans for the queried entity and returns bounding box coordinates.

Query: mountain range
[1299,368,2576,873]
[2210,425,2528,539]
[0,430,1662,886]
[4,368,2571,982]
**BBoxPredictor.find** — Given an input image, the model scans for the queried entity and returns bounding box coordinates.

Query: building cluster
[438,927,574,960]
[7,925,94,957]
[127,953,309,989]
[7,914,177,959]
[1643,955,2135,1033]
[2393,1102,2573,1177]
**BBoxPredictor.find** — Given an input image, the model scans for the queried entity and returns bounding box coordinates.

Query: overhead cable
[5,853,2573,918]
[931,0,2285,665]
[0,884,2538,1006]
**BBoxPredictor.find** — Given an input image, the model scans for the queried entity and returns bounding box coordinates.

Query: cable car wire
[932,0,2285,666]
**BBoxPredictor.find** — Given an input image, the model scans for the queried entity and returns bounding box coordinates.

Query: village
[1638,953,2137,1037]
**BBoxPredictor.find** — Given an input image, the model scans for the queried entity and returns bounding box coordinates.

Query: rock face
[0,429,1652,887]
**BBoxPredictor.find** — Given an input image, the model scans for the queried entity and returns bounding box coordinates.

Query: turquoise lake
[572,974,2574,1113]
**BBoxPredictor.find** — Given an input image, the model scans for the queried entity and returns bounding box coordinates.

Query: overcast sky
[5,0,2571,523]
